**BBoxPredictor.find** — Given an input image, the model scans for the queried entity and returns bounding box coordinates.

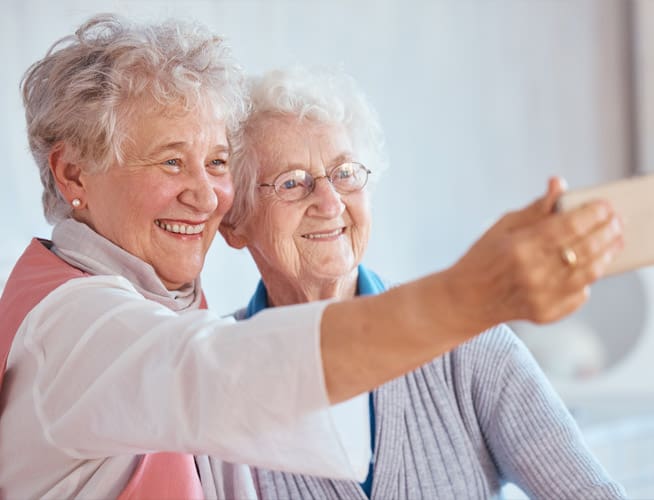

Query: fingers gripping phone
[555,173,654,276]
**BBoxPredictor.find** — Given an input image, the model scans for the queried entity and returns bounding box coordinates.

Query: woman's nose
[178,165,220,213]
[308,176,345,218]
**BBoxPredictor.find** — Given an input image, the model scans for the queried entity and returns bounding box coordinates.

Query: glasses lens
[330,162,369,193]
[274,170,314,200]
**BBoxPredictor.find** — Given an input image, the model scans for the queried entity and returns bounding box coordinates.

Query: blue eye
[162,159,182,172]
[281,179,298,190]
[330,163,369,192]
[207,158,229,174]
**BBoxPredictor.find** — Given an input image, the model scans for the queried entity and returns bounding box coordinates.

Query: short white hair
[224,65,388,228]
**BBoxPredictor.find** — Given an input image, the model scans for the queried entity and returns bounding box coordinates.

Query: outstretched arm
[321,177,623,403]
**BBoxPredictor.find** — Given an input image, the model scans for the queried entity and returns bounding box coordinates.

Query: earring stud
[71,198,81,208]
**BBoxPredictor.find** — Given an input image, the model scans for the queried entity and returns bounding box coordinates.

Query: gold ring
[561,247,578,267]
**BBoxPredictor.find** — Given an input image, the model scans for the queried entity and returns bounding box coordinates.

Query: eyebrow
[330,153,355,166]
[148,142,230,156]
[284,152,355,171]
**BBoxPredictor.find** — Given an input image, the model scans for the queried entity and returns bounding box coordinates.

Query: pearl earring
[71,198,81,208]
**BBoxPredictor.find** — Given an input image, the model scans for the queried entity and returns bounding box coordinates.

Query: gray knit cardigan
[242,323,627,499]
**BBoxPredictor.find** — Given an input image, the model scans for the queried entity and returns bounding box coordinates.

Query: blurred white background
[2,0,654,496]
[1,0,636,310]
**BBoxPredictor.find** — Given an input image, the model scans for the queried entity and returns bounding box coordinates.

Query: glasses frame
[258,162,372,202]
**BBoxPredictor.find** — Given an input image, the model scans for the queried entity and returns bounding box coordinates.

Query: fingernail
[599,201,612,219]
[612,216,622,232]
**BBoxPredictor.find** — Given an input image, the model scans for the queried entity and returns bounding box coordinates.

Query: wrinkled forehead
[124,90,225,125]
[121,91,225,127]
[252,114,354,172]
[116,95,227,160]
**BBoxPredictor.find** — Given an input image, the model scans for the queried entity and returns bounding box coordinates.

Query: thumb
[500,176,567,231]
[542,176,567,213]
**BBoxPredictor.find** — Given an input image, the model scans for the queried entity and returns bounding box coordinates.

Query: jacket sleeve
[14,275,370,482]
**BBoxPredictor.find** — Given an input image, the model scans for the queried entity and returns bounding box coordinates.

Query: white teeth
[303,228,343,240]
[155,220,205,235]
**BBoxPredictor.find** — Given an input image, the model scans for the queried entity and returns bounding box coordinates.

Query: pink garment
[119,453,203,500]
[0,238,204,499]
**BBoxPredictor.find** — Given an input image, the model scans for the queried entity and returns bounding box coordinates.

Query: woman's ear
[48,143,85,203]
[219,221,248,249]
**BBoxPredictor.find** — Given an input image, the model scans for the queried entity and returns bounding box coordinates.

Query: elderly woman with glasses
[219,66,626,499]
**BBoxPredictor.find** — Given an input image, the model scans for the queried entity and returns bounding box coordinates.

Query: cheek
[214,176,235,215]
[136,187,179,217]
[348,197,372,230]
[349,200,372,251]
[273,205,307,240]
[126,171,179,210]
[249,205,301,251]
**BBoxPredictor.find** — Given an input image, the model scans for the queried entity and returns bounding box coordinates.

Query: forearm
[321,191,623,404]
[321,269,479,404]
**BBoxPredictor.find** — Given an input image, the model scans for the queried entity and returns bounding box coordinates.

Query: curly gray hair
[223,65,388,228]
[22,13,248,224]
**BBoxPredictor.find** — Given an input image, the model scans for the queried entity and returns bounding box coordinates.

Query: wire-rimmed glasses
[258,162,371,202]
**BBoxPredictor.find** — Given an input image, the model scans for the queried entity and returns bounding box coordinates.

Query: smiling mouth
[155,219,205,235]
[301,228,345,240]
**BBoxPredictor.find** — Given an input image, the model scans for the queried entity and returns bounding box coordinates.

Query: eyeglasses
[258,162,371,202]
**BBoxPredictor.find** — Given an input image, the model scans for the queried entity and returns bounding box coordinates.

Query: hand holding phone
[556,174,654,276]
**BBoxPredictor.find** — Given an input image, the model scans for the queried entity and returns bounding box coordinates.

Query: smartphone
[555,173,654,276]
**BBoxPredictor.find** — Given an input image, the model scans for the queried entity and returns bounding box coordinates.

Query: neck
[265,272,358,307]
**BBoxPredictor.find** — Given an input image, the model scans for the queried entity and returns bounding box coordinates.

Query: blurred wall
[1,0,632,313]
[634,0,654,173]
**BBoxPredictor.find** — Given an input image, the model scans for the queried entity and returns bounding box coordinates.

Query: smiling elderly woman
[219,66,627,499]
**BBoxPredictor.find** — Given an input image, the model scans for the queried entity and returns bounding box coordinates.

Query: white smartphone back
[556,174,654,276]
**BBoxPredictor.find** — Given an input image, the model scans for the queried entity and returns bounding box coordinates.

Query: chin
[163,278,197,291]
[159,267,202,290]
[314,262,356,280]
